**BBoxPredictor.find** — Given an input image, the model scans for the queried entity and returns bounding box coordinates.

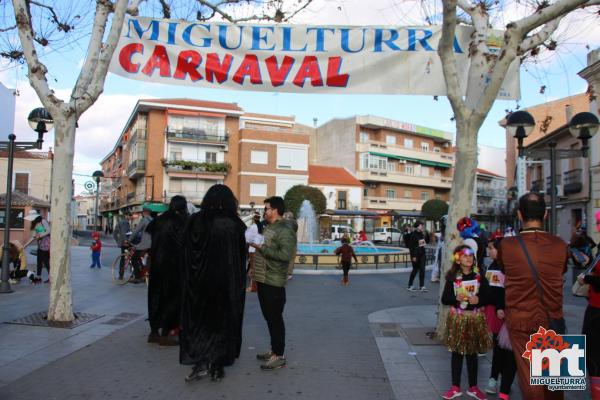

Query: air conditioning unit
[398,159,406,164]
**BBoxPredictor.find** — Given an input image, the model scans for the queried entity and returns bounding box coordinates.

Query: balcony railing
[129,128,147,145]
[165,159,231,175]
[166,128,228,143]
[127,159,146,177]
[531,179,544,193]
[546,174,562,188]
[357,168,452,188]
[476,189,495,197]
[563,168,583,195]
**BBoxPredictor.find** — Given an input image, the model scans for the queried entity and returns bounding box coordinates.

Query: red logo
[522,327,570,371]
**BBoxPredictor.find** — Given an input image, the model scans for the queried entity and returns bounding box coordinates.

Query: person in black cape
[146,195,188,346]
[180,185,247,382]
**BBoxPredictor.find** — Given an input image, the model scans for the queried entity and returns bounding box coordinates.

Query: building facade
[73,194,96,230]
[472,168,507,229]
[578,48,600,243]
[0,150,53,202]
[313,115,455,226]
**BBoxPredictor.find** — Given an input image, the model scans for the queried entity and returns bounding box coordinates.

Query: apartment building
[313,115,454,225]
[472,169,507,229]
[236,113,310,210]
[100,99,243,218]
[100,99,311,220]
[73,194,96,230]
[308,165,363,211]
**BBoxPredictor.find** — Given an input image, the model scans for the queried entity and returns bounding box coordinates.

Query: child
[441,245,492,400]
[484,238,517,399]
[334,237,358,286]
[5,240,40,284]
[90,232,102,268]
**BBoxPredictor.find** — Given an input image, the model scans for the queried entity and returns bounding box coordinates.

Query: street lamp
[508,110,599,235]
[506,110,536,157]
[569,112,600,157]
[0,107,53,294]
[92,170,104,233]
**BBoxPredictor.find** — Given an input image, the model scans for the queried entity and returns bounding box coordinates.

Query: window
[0,209,25,229]
[363,187,369,197]
[360,132,370,143]
[387,162,396,172]
[421,166,430,176]
[169,148,182,161]
[421,191,430,201]
[421,142,429,152]
[250,150,268,164]
[277,146,307,170]
[433,147,441,153]
[386,135,396,145]
[405,163,414,175]
[15,173,29,194]
[206,152,217,164]
[434,169,441,177]
[435,194,442,200]
[404,190,412,198]
[250,183,268,197]
[386,189,396,199]
[368,155,387,171]
[337,191,347,210]
[169,179,182,193]
[404,138,413,148]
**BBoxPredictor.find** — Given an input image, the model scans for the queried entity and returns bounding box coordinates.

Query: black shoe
[185,364,208,382]
[147,332,160,344]
[209,364,224,381]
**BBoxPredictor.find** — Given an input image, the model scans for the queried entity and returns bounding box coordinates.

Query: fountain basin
[294,243,411,269]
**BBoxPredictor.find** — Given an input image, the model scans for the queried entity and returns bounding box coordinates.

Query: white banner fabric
[108,17,520,99]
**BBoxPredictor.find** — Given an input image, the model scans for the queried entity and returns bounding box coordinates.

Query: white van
[330,225,355,240]
[373,227,401,244]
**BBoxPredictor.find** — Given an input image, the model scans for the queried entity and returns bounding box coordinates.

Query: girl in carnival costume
[441,245,492,400]
[456,216,487,270]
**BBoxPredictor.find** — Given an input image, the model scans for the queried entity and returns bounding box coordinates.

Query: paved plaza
[0,245,591,399]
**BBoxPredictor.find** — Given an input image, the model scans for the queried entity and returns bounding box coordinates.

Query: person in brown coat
[497,192,568,400]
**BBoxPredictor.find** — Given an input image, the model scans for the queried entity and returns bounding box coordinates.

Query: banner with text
[109,17,520,99]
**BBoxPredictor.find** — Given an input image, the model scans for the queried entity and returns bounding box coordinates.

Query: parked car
[373,227,402,244]
[331,225,355,240]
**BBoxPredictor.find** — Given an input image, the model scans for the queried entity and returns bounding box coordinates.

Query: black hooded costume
[147,209,188,336]
[179,210,247,367]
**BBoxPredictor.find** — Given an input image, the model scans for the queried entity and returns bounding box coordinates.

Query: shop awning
[142,202,169,213]
[369,152,451,168]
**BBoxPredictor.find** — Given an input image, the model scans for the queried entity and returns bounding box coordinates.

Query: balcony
[545,174,562,188]
[165,160,230,180]
[127,159,146,179]
[356,141,455,167]
[531,179,544,193]
[477,189,495,198]
[363,196,425,211]
[563,168,583,195]
[166,128,228,146]
[129,128,147,145]
[165,191,205,205]
[356,169,452,189]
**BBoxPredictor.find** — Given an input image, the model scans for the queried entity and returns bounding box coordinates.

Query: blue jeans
[91,251,101,268]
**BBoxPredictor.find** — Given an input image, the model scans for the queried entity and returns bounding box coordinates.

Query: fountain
[297,199,318,244]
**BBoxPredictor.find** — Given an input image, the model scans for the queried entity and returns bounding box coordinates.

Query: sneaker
[420,286,429,292]
[442,386,462,399]
[498,393,509,400]
[466,386,487,400]
[485,378,498,394]
[407,286,416,291]
[256,350,273,361]
[44,279,50,283]
[185,364,208,382]
[260,355,286,370]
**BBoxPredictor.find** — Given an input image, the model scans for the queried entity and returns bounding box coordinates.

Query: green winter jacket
[253,219,297,287]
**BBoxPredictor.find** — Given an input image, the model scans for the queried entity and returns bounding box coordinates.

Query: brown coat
[497,230,568,400]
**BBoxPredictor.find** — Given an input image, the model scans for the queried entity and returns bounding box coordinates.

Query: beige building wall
[0,154,52,201]
[314,117,358,172]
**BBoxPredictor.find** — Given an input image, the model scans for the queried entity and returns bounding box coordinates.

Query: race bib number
[453,279,479,297]
[486,270,505,287]
[418,239,426,247]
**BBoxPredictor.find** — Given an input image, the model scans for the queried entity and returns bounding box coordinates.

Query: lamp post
[508,110,599,235]
[92,170,104,233]
[0,107,53,294]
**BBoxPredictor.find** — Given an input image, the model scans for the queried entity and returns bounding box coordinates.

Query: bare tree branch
[196,0,312,23]
[158,0,171,18]
[29,0,75,33]
[438,0,465,119]
[513,0,590,37]
[0,24,17,32]
[518,17,561,54]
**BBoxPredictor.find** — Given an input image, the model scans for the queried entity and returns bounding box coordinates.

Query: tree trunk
[436,117,482,337]
[47,115,77,322]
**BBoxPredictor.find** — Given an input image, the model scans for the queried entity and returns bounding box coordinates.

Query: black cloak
[147,210,188,335]
[179,210,247,366]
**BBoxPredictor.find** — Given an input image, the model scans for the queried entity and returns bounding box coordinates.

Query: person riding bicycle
[128,206,153,283]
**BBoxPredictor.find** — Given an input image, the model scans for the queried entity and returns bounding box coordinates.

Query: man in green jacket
[250,196,297,371]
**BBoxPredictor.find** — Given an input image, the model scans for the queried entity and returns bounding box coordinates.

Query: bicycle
[111,246,149,285]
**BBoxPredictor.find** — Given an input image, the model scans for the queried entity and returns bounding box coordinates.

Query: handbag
[516,236,566,334]
[572,254,600,297]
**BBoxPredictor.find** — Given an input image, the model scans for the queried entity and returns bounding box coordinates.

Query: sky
[0,0,598,195]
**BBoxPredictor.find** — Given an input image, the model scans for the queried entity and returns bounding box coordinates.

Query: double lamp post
[0,108,53,294]
[507,110,600,235]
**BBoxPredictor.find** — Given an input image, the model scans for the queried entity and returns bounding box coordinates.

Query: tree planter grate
[4,311,104,329]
